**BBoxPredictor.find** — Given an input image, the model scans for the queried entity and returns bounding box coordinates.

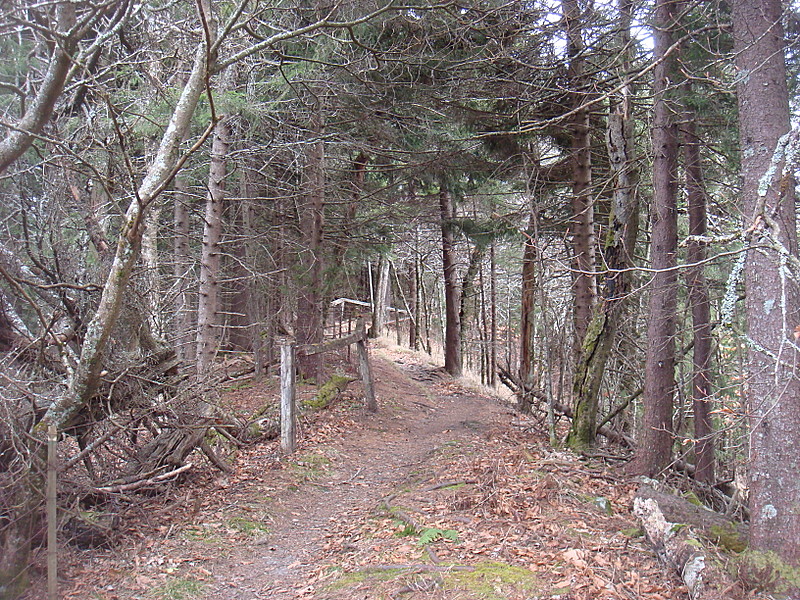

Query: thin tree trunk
[408,258,419,350]
[459,244,486,367]
[564,0,596,363]
[173,176,195,363]
[519,210,538,412]
[142,202,163,339]
[196,115,231,376]
[683,118,715,484]
[489,243,497,387]
[296,103,325,381]
[734,0,800,569]
[439,188,462,376]
[628,0,680,476]
[370,256,391,338]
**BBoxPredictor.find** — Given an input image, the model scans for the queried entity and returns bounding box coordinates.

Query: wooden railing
[279,319,376,453]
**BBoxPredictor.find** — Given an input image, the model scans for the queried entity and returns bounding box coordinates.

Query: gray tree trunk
[566,0,638,451]
[734,0,800,570]
[173,176,196,363]
[370,256,391,338]
[196,115,232,376]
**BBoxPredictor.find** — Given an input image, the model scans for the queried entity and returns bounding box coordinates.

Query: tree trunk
[173,176,195,363]
[0,3,78,174]
[519,210,538,413]
[627,0,680,476]
[196,115,231,376]
[142,202,163,339]
[370,256,391,338]
[41,39,211,430]
[459,244,486,367]
[566,0,638,451]
[489,243,497,387]
[439,188,462,376]
[564,0,596,364]
[734,0,800,570]
[683,118,715,484]
[296,104,325,381]
[408,258,419,350]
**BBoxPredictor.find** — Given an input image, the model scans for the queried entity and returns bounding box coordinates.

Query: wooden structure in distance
[280,319,376,453]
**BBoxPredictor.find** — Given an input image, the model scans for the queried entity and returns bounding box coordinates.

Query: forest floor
[32,341,691,600]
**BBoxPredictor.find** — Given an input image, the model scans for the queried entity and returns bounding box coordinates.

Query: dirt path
[208,355,509,598]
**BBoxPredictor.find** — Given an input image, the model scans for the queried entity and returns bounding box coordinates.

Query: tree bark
[370,256,391,338]
[734,0,800,569]
[196,115,232,376]
[173,176,195,363]
[627,0,680,476]
[519,210,538,413]
[489,243,498,387]
[439,188,462,376]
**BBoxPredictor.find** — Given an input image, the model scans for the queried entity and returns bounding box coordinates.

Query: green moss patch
[446,561,545,599]
[227,517,269,536]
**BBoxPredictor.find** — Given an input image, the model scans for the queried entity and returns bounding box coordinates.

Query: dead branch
[94,463,193,493]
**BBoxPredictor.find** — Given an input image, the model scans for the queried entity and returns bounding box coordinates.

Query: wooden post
[47,425,57,600]
[280,341,297,453]
[357,340,377,412]
[394,306,401,345]
[355,320,377,412]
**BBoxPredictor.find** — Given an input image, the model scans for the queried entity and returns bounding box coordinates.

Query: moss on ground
[446,561,545,599]
[150,578,205,600]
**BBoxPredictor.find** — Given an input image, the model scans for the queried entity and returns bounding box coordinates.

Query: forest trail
[54,344,688,600]
[209,353,510,598]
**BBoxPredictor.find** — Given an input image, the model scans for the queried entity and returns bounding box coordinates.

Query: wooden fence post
[356,320,377,412]
[280,341,297,453]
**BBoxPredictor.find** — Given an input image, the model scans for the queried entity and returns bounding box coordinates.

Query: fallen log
[633,495,744,600]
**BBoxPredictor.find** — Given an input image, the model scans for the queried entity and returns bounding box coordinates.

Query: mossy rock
[304,374,353,410]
